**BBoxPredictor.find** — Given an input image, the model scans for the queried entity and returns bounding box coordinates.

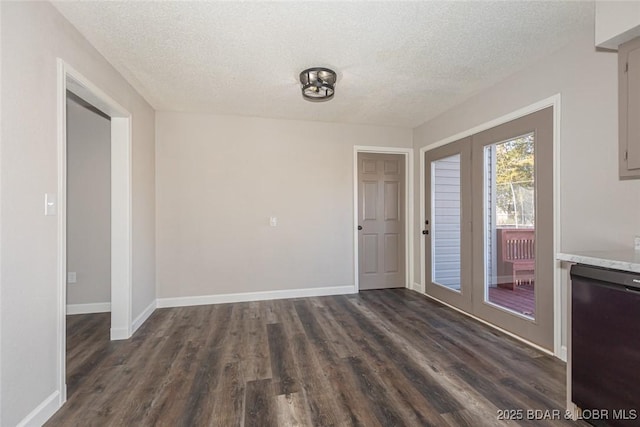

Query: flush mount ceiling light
[299,67,337,102]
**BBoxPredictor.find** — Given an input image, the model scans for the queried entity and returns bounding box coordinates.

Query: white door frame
[419,94,563,360]
[56,59,133,404]
[353,146,414,292]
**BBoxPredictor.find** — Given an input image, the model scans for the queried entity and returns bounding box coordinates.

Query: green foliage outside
[494,134,535,227]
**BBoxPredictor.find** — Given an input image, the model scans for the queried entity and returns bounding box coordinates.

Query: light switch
[45,193,57,216]
[67,272,77,284]
[269,216,278,227]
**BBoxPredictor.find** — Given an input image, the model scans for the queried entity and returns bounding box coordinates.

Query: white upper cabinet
[596,1,640,50]
[619,37,640,179]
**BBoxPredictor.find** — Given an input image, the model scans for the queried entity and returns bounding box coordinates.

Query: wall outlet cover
[67,272,77,284]
[635,236,640,251]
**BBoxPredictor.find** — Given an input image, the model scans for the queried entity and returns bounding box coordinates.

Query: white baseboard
[157,285,357,309]
[559,345,567,362]
[110,327,130,341]
[132,300,156,335]
[16,391,61,427]
[411,282,424,293]
[66,302,111,315]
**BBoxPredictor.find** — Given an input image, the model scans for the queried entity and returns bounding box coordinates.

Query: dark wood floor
[48,289,584,426]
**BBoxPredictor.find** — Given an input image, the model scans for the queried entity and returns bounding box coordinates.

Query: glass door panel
[432,154,462,292]
[483,133,536,319]
[471,107,554,350]
[425,138,472,312]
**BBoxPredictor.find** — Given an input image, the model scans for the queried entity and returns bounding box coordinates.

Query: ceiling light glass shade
[299,67,337,102]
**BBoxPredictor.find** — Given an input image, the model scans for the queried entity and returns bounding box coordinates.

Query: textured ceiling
[52,1,594,128]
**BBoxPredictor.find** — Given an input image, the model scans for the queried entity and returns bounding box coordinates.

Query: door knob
[358,225,363,230]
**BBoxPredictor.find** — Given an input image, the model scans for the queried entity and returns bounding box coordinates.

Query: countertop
[557,250,640,274]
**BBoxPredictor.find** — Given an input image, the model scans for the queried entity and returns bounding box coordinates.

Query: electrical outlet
[269,216,278,227]
[635,236,640,251]
[67,272,77,284]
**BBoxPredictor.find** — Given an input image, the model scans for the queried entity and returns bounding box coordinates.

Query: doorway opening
[65,91,112,398]
[353,146,413,292]
[57,60,133,404]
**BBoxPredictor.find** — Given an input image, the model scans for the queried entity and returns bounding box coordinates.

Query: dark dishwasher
[571,264,640,426]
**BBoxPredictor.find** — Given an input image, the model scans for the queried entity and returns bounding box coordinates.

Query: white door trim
[353,146,414,292]
[418,94,564,359]
[56,59,133,407]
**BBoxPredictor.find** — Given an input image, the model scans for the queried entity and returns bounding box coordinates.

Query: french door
[424,107,554,350]
[425,138,472,312]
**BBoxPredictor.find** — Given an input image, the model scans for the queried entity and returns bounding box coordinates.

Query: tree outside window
[495,133,534,228]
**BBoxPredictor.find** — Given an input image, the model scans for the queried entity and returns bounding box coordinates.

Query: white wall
[156,112,412,299]
[595,1,640,49]
[66,98,111,307]
[0,2,155,425]
[412,27,640,350]
[0,4,4,423]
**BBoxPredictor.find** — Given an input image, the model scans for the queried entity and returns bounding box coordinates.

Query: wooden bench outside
[496,228,535,291]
